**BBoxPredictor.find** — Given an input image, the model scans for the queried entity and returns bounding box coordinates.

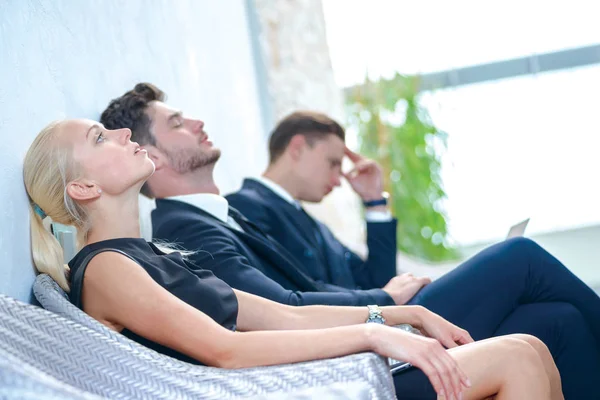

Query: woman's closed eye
[96,132,106,143]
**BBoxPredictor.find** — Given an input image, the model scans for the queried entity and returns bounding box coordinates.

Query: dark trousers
[395,237,600,399]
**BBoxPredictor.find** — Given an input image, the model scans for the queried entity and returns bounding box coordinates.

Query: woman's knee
[498,336,546,370]
[507,334,552,358]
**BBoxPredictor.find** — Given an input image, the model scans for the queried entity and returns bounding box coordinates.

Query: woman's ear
[66,180,102,202]
[144,145,166,171]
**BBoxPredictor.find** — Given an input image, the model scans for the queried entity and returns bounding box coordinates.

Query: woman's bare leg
[507,334,563,400]
[445,336,552,400]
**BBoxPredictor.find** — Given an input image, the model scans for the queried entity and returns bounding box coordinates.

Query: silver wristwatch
[365,305,386,324]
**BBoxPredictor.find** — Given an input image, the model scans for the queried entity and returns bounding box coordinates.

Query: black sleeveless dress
[68,237,239,365]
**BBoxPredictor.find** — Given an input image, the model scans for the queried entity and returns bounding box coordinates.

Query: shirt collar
[167,193,230,223]
[251,176,299,208]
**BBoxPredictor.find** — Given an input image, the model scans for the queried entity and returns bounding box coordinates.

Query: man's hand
[343,147,385,202]
[382,273,432,305]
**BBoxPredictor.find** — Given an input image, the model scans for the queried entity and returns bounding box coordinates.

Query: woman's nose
[120,128,132,143]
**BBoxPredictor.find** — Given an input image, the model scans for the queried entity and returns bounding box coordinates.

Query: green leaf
[345,75,458,262]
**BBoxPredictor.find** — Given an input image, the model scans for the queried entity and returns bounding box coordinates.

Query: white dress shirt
[168,193,245,232]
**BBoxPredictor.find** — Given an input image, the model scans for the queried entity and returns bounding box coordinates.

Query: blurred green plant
[346,73,457,261]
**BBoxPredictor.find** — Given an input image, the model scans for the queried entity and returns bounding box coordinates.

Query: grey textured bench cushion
[0,346,105,400]
[30,274,396,399]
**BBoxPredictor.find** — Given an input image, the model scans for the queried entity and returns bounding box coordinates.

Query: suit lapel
[243,180,324,251]
[227,207,322,290]
[157,199,321,291]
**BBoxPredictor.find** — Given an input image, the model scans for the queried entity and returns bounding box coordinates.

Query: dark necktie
[297,206,326,249]
[227,207,271,239]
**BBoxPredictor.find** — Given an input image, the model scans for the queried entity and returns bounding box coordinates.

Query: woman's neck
[85,194,142,245]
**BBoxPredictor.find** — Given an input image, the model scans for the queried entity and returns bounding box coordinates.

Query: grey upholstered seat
[0,346,106,400]
[30,274,396,399]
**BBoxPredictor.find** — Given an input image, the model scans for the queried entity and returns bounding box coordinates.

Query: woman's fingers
[420,339,471,399]
[418,359,447,398]
[412,340,463,399]
[428,355,458,399]
[437,350,467,399]
[457,329,474,345]
[386,328,472,398]
[439,333,460,349]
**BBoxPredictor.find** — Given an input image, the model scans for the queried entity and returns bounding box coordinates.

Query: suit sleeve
[160,221,395,307]
[348,219,398,289]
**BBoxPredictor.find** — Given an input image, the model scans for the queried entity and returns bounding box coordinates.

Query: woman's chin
[146,159,156,176]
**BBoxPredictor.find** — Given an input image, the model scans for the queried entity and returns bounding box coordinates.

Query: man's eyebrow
[167,111,183,122]
[86,124,100,139]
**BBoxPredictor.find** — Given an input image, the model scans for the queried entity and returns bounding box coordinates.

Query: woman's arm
[234,290,473,350]
[83,252,375,367]
[83,252,469,398]
[234,289,423,330]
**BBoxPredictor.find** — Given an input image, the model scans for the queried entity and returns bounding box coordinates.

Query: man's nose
[332,174,342,187]
[189,119,204,133]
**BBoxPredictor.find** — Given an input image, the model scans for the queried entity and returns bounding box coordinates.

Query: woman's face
[60,119,155,196]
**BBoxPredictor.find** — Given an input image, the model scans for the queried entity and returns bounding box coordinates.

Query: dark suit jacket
[152,199,394,306]
[226,179,398,290]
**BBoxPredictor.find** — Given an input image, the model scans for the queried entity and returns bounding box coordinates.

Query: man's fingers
[343,168,358,180]
[344,146,363,162]
[345,162,374,178]
[420,276,432,285]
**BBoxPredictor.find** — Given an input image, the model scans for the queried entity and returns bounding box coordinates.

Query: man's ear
[66,180,102,202]
[287,135,307,161]
[144,145,167,171]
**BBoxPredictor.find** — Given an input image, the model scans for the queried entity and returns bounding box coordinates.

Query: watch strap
[366,304,386,324]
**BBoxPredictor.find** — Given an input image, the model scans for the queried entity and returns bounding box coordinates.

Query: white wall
[0,0,267,302]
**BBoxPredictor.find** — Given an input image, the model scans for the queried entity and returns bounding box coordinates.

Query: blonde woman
[24,119,562,400]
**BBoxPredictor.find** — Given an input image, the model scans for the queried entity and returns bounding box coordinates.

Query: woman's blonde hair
[23,121,90,291]
[24,120,188,292]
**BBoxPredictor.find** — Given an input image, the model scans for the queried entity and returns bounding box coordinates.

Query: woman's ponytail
[29,204,70,291]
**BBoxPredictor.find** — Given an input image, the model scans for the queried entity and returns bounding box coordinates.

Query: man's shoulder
[154,199,203,220]
[227,183,275,215]
[153,200,226,233]
[228,180,269,201]
[227,187,266,205]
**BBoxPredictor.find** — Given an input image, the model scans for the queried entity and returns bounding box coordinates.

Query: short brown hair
[268,111,345,163]
[100,83,166,197]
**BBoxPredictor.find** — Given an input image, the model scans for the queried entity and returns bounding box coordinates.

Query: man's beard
[160,145,221,174]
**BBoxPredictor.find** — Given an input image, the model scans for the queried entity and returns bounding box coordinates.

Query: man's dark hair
[100,83,166,197]
[268,111,345,164]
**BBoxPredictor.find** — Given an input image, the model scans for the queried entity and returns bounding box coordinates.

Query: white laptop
[506,218,530,239]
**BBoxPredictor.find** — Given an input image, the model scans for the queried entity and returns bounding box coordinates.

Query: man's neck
[263,165,300,200]
[151,165,220,198]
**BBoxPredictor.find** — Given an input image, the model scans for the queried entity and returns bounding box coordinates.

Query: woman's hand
[415,308,474,349]
[370,324,472,399]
